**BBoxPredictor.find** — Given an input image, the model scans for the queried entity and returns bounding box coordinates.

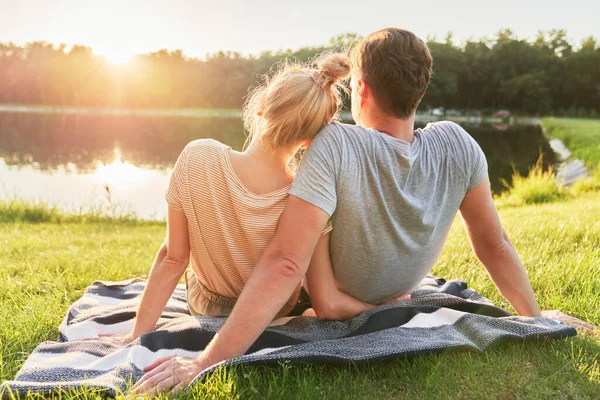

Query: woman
[96,53,375,346]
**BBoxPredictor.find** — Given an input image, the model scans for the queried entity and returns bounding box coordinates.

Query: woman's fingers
[302,308,317,317]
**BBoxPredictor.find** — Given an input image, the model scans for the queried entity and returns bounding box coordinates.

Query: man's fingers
[134,370,172,394]
[542,310,597,332]
[170,382,187,397]
[153,373,178,394]
[144,356,175,372]
[382,293,411,305]
[133,358,175,392]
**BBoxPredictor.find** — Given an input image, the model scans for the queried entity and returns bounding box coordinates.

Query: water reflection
[0,113,556,219]
[94,150,153,187]
[0,113,247,171]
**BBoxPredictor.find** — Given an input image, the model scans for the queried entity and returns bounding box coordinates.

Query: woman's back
[167,139,292,301]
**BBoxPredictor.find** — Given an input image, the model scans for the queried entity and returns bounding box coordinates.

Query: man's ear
[357,79,369,106]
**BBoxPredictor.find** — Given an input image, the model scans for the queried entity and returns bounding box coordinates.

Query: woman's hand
[83,332,137,345]
[541,310,597,333]
[132,355,211,396]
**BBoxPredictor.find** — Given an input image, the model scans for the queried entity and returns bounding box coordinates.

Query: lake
[0,113,556,220]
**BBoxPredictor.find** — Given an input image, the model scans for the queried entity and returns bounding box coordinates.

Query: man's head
[350,28,433,124]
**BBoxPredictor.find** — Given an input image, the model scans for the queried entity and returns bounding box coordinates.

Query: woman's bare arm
[95,206,190,343]
[130,206,191,338]
[305,233,375,320]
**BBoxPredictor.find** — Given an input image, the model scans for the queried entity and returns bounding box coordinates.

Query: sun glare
[94,150,149,186]
[96,46,136,65]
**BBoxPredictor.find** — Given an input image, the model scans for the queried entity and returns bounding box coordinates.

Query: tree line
[0,30,598,116]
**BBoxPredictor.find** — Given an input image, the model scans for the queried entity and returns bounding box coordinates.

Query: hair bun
[316,53,351,86]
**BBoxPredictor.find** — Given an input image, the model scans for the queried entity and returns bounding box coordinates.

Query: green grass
[1,193,599,399]
[0,198,153,224]
[542,118,600,165]
[495,118,600,207]
[572,165,600,194]
[497,158,569,207]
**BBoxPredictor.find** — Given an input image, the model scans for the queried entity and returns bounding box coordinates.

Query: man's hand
[382,293,411,305]
[541,310,597,333]
[132,355,210,396]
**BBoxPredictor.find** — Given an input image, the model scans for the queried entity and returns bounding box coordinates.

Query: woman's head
[243,53,350,150]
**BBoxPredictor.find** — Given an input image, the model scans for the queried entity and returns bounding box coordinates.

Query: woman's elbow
[163,253,189,273]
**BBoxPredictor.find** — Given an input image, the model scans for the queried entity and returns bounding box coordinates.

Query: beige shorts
[185,269,237,317]
[184,269,301,318]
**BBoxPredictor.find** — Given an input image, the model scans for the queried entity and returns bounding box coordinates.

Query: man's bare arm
[459,178,541,317]
[200,195,331,364]
[305,233,375,320]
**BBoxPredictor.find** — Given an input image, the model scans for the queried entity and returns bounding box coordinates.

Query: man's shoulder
[422,120,468,138]
[420,121,477,149]
[313,121,369,146]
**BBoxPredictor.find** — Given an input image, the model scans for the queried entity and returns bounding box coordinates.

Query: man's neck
[362,113,415,143]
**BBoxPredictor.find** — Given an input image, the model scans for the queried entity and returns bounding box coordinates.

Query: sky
[1,0,599,62]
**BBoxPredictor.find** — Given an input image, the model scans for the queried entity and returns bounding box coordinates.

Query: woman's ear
[300,140,311,150]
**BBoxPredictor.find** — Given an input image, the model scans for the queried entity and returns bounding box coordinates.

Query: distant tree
[0,30,599,116]
[329,33,362,49]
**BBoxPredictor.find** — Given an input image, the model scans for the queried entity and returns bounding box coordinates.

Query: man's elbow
[261,254,306,281]
[474,237,512,264]
[255,246,308,285]
[312,302,342,321]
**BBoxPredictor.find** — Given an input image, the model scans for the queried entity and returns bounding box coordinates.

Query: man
[133,28,544,395]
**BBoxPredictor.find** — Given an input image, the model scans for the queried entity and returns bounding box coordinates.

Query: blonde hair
[243,53,351,150]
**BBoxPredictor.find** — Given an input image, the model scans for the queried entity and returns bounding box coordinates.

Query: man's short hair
[351,28,433,119]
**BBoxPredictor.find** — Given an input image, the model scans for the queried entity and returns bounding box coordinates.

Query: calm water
[0,113,555,220]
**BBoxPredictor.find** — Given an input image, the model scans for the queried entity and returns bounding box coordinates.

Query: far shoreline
[0,104,524,125]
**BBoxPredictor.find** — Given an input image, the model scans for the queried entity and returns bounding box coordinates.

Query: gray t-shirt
[289,121,488,304]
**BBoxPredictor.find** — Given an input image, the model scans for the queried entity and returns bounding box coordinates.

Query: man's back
[289,121,488,303]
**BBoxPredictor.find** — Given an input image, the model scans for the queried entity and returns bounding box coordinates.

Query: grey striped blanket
[1,277,575,398]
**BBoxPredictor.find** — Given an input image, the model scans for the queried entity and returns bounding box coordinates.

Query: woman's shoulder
[180,139,229,163]
[184,138,229,153]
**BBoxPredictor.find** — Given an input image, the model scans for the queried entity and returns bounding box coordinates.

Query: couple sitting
[100,28,545,394]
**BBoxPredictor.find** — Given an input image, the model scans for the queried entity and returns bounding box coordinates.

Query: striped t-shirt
[166,139,331,299]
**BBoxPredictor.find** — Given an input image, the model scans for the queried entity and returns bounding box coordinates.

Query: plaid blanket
[1,277,575,398]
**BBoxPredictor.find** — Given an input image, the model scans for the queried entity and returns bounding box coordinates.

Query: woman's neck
[244,142,297,173]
